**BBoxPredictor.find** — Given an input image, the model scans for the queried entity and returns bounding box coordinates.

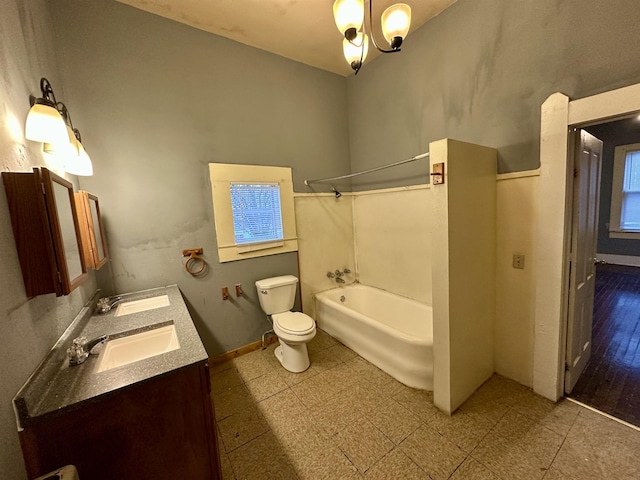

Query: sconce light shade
[42,125,80,157]
[333,0,364,37]
[65,141,93,176]
[381,3,411,49]
[25,102,68,145]
[343,32,369,70]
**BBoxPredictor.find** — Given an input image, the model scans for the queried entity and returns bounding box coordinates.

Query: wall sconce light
[25,78,93,176]
[25,78,68,145]
[333,0,411,74]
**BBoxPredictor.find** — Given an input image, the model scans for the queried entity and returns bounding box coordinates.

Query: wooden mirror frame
[40,168,87,295]
[75,191,109,270]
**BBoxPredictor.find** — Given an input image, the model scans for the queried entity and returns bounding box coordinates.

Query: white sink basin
[95,324,180,372]
[115,295,170,317]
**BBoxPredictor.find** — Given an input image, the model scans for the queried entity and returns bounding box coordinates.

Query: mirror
[75,191,109,270]
[89,197,105,260]
[53,181,83,280]
[42,169,87,294]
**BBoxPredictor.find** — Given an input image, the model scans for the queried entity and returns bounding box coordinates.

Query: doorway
[534,84,640,403]
[567,116,640,427]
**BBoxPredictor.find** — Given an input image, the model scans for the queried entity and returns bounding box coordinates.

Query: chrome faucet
[96,296,123,313]
[328,268,352,284]
[67,335,108,366]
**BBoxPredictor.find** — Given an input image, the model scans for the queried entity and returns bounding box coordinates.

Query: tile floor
[210,329,640,480]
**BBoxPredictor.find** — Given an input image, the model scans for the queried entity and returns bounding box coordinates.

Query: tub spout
[335,277,345,284]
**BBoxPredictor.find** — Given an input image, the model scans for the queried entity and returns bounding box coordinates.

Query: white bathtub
[314,284,433,390]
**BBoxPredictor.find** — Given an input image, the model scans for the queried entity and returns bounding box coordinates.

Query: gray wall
[49,0,351,356]
[0,1,99,478]
[586,118,640,257]
[346,0,640,190]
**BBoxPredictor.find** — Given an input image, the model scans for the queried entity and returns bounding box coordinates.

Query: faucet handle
[326,271,335,278]
[97,297,109,308]
[343,268,351,274]
[67,337,89,366]
[67,335,108,366]
[335,270,344,277]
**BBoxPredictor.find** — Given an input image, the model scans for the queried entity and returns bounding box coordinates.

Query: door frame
[533,83,640,402]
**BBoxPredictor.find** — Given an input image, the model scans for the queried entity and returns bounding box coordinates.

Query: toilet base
[275,341,310,373]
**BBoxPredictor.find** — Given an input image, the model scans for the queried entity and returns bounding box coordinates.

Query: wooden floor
[571,264,640,427]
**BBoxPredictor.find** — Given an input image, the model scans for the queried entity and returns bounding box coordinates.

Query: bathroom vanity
[13,286,221,479]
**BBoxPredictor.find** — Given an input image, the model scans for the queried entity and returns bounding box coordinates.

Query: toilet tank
[255,275,298,315]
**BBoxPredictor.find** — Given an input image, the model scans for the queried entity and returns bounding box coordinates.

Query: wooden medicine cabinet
[75,191,108,270]
[2,168,87,297]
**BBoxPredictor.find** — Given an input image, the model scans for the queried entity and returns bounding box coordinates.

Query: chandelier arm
[368,0,399,54]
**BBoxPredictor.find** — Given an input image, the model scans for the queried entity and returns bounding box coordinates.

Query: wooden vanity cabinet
[19,361,221,480]
[74,191,109,270]
[2,168,87,296]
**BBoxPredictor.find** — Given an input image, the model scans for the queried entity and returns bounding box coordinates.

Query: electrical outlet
[513,254,525,269]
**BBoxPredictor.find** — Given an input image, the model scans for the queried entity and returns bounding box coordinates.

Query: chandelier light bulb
[381,3,412,49]
[343,32,369,72]
[333,0,364,40]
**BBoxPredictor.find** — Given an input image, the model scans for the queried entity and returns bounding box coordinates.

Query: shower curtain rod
[304,152,430,186]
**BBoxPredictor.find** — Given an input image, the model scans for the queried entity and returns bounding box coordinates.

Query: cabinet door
[2,168,87,296]
[20,363,221,479]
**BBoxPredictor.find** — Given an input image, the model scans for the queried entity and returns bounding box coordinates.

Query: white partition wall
[354,186,432,305]
[430,139,497,414]
[295,194,356,317]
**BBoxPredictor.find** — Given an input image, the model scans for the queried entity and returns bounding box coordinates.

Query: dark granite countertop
[13,285,208,429]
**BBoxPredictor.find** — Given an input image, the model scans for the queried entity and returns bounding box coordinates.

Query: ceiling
[116,0,457,76]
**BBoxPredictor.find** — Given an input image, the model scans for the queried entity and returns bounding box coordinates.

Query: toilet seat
[272,312,315,336]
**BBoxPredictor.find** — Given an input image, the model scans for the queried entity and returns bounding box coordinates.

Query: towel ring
[183,248,207,276]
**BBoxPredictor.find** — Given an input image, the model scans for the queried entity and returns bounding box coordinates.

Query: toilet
[255,275,316,373]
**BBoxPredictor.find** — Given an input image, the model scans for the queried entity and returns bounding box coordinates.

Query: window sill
[609,230,640,239]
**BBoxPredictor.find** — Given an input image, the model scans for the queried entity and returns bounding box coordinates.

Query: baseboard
[597,253,640,267]
[210,335,278,366]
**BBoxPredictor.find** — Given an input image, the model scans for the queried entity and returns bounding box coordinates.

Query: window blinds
[230,183,284,245]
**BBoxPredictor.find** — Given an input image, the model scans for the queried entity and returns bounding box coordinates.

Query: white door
[565,130,603,394]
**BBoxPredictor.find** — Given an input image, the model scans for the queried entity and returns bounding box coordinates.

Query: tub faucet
[67,335,108,366]
[336,277,345,284]
[96,296,123,313]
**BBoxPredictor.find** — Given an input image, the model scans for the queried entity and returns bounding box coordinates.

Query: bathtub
[314,284,433,390]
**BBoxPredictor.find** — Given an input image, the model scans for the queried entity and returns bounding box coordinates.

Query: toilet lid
[273,312,315,335]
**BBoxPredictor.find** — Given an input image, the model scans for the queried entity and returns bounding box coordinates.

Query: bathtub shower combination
[315,284,433,390]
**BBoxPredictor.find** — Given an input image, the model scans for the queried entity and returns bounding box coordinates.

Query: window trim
[209,163,298,262]
[610,143,640,239]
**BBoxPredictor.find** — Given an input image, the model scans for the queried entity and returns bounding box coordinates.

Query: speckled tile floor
[210,329,640,480]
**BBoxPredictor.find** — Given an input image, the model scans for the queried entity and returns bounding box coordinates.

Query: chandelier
[333,0,412,74]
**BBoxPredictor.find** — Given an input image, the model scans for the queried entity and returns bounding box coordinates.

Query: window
[209,164,298,262]
[610,143,640,238]
[230,183,283,245]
